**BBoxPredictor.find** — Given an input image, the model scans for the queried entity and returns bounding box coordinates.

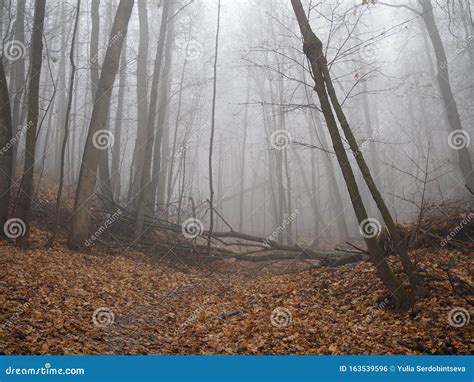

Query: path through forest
[1,228,471,355]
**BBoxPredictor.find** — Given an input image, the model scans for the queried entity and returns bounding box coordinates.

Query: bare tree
[134,0,170,239]
[208,0,221,253]
[50,0,81,244]
[15,0,46,248]
[290,0,413,310]
[70,0,134,249]
[0,57,12,234]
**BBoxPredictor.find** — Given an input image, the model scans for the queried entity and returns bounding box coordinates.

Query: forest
[0,0,472,355]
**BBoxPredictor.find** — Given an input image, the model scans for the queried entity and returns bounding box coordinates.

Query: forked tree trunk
[290,0,412,310]
[70,0,134,249]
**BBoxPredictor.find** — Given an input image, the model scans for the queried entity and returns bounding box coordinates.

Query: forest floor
[1,227,472,355]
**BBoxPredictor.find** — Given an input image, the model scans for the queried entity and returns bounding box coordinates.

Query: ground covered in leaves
[1,229,472,355]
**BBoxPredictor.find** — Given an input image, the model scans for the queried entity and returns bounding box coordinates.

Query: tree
[129,0,149,204]
[50,0,81,244]
[379,0,474,193]
[15,0,46,248]
[0,58,13,235]
[9,0,26,176]
[290,0,413,310]
[208,0,221,253]
[69,0,135,249]
[134,0,170,239]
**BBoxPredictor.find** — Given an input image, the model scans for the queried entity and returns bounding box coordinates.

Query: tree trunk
[9,0,26,177]
[50,0,81,244]
[238,74,250,232]
[151,4,175,216]
[129,0,149,204]
[0,59,13,234]
[112,33,127,199]
[420,0,474,193]
[70,0,134,249]
[134,0,170,239]
[208,0,221,254]
[15,0,46,248]
[290,0,412,311]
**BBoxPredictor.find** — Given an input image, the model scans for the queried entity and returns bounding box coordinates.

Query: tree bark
[208,0,221,253]
[70,0,134,249]
[0,59,13,234]
[420,0,474,193]
[134,0,170,239]
[290,0,412,310]
[15,0,46,248]
[51,0,81,244]
[112,33,127,199]
[129,0,149,204]
[9,0,26,177]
